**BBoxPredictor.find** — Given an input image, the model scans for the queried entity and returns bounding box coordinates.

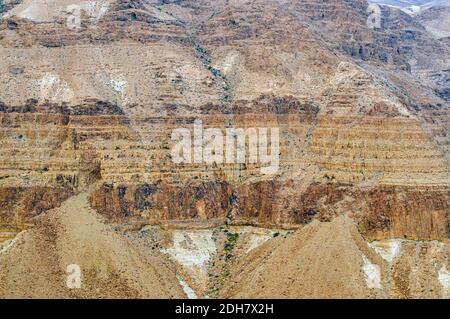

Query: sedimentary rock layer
[0,0,448,242]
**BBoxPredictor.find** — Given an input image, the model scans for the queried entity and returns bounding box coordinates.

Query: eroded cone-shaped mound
[219,216,379,298]
[219,216,450,299]
[0,192,185,298]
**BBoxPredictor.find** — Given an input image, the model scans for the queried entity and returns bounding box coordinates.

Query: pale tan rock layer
[0,106,447,240]
[0,0,448,243]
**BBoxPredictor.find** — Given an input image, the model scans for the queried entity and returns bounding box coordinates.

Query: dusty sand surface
[218,216,379,298]
[218,216,450,299]
[0,192,185,298]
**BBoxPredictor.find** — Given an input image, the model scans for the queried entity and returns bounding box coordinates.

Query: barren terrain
[0,0,448,299]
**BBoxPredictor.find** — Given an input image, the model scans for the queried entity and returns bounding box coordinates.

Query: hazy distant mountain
[370,0,450,37]
[369,0,450,15]
[369,0,450,9]
[417,4,450,38]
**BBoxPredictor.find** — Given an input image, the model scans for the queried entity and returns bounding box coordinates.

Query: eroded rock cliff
[0,0,448,244]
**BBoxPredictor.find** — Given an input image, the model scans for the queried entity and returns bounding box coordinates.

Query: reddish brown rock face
[89,181,449,240]
[0,186,73,227]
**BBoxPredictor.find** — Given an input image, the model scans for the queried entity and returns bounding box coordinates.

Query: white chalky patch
[362,256,382,289]
[438,265,450,296]
[40,73,58,86]
[402,6,421,16]
[215,52,239,75]
[5,0,110,22]
[162,230,216,269]
[82,1,110,20]
[229,226,286,253]
[246,234,272,253]
[141,3,176,22]
[369,239,401,263]
[17,3,40,20]
[0,231,25,254]
[0,239,16,254]
[176,275,198,299]
[393,101,411,117]
[36,73,74,103]
[110,78,127,93]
